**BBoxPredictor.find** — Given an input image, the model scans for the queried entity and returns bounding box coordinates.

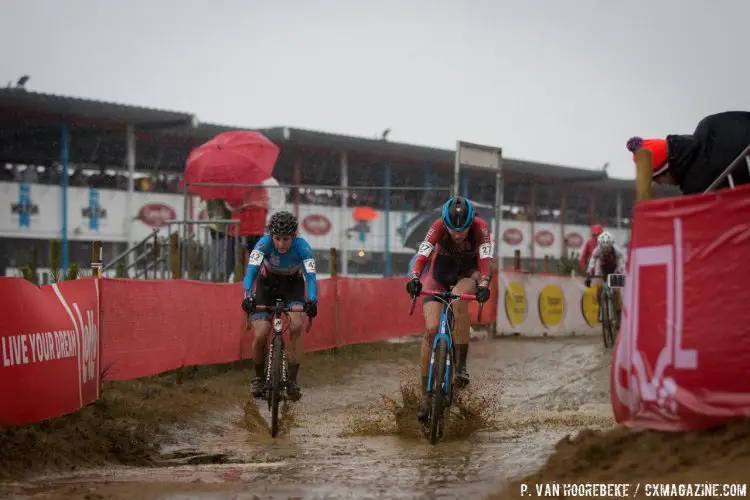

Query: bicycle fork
[598,289,614,323]
[426,326,451,398]
[264,319,288,402]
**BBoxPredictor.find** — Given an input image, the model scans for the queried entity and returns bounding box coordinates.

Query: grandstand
[0,88,677,278]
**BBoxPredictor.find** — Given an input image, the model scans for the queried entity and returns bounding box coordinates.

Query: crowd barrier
[494,271,600,336]
[0,278,100,426]
[612,183,750,431]
[0,273,498,427]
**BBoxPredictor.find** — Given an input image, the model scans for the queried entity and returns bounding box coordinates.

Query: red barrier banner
[0,278,100,426]
[3,274,425,426]
[612,184,750,431]
[338,277,422,345]
[301,278,338,352]
[100,279,245,381]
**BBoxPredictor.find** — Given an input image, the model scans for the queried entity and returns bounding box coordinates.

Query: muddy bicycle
[591,273,625,348]
[409,288,482,445]
[253,299,312,437]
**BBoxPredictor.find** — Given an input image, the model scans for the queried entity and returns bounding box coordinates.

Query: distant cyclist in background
[579,224,603,273]
[406,196,493,422]
[585,231,626,328]
[241,211,318,402]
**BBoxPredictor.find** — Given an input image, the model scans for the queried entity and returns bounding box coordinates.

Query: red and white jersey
[587,244,627,276]
[408,217,493,283]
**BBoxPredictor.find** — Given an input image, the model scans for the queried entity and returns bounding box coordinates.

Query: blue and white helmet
[597,231,615,248]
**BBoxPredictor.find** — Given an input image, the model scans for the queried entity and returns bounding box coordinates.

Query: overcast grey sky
[1,0,749,179]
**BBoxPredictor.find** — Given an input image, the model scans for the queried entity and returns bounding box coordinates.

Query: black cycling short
[251,271,306,321]
[422,254,479,304]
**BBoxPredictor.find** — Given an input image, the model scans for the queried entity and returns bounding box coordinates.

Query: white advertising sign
[0,182,628,259]
[495,271,601,337]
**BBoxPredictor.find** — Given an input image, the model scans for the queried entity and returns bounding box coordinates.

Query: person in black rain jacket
[626,111,750,195]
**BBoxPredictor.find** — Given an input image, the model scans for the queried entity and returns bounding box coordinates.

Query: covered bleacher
[0,88,679,275]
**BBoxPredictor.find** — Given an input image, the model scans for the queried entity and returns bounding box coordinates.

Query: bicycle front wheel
[269,335,283,437]
[429,338,448,445]
[607,295,617,347]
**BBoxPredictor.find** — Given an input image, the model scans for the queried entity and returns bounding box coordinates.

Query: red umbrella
[182,130,280,201]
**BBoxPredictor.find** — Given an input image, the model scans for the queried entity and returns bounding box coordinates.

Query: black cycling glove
[584,278,592,288]
[476,286,490,303]
[304,299,318,318]
[241,296,256,314]
[406,276,422,297]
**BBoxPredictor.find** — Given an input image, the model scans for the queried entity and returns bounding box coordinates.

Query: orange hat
[626,137,669,177]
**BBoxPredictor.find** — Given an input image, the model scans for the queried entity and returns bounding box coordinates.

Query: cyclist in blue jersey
[241,211,318,401]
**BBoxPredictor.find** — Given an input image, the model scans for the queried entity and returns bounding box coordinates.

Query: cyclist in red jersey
[406,196,493,422]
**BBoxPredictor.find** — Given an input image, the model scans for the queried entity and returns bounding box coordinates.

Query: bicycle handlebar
[418,289,478,301]
[408,289,484,323]
[251,304,313,333]
[253,304,306,313]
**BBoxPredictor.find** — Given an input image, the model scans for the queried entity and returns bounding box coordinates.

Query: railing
[101,228,169,279]
[166,219,242,282]
[703,143,750,193]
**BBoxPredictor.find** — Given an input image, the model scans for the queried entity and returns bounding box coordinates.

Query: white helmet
[598,231,615,248]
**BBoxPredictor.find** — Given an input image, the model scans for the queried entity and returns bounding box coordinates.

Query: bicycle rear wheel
[428,338,447,445]
[269,334,283,437]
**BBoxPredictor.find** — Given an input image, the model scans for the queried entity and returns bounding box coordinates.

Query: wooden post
[234,240,245,283]
[170,232,181,279]
[330,247,338,276]
[330,247,342,350]
[635,148,654,201]
[91,241,102,278]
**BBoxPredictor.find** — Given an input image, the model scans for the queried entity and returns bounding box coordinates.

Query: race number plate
[417,241,433,257]
[608,274,626,288]
[303,258,316,273]
[248,250,264,265]
[478,243,492,259]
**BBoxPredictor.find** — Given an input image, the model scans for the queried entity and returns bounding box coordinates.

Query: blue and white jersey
[243,234,318,301]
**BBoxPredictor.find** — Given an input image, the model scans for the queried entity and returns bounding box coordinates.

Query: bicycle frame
[428,296,455,397]
[590,275,614,323]
[589,274,624,349]
[251,300,312,402]
[599,281,613,323]
[409,289,481,396]
[250,299,311,437]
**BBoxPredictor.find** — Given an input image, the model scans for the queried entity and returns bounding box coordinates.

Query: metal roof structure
[0,88,196,129]
[254,126,610,183]
[0,88,665,209]
[0,88,199,168]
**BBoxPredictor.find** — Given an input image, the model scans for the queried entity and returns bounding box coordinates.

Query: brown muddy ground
[490,418,750,500]
[5,333,747,499]
[0,335,618,499]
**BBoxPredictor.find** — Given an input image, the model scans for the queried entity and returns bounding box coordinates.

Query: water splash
[235,399,297,437]
[343,379,501,441]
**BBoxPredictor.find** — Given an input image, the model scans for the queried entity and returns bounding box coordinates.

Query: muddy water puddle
[3,336,615,499]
